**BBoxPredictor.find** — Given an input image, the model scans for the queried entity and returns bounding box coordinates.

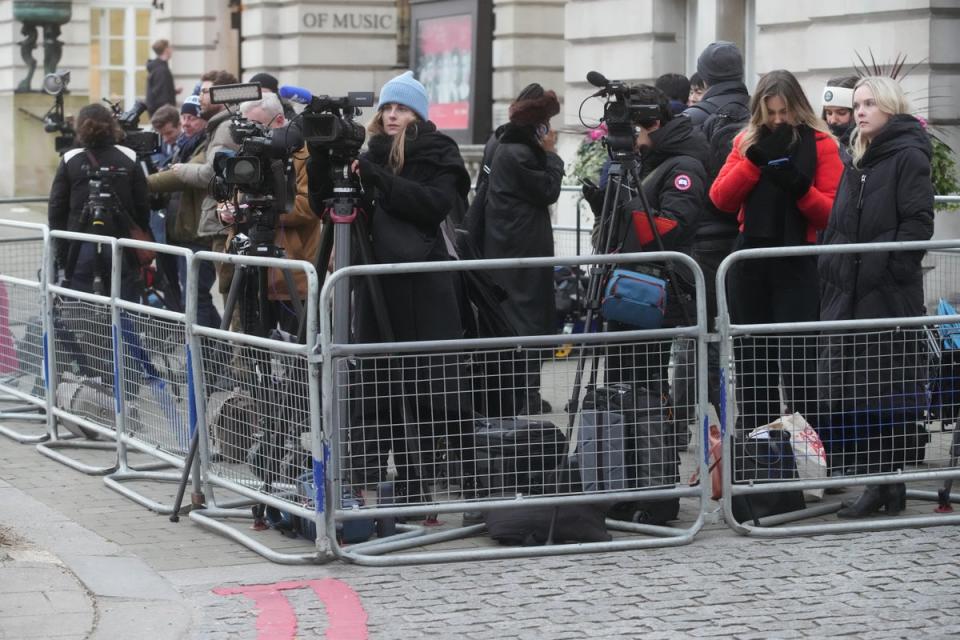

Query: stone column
[491,0,564,128]
[562,0,686,129]
[753,1,959,159]
[152,0,239,90]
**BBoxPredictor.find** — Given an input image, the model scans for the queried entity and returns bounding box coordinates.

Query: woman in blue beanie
[308,71,472,504]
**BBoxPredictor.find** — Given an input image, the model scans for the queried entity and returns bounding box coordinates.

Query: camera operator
[307,71,472,502]
[584,84,708,392]
[149,104,181,169]
[147,95,221,327]
[191,70,241,305]
[48,103,150,299]
[219,93,320,333]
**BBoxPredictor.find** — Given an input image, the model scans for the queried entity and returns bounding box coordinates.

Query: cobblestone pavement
[2,202,960,638]
[3,430,960,639]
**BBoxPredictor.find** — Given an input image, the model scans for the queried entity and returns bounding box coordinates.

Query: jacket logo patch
[674,174,692,191]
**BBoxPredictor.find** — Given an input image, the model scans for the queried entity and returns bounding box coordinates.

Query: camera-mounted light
[43,71,71,96]
[209,83,263,105]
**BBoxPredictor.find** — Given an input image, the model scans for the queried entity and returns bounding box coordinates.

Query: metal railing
[716,239,960,536]
[319,251,710,565]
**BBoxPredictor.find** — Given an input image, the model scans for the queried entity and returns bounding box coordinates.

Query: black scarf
[742,124,817,246]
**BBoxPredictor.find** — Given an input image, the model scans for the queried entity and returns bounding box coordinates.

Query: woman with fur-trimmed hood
[481,84,565,411]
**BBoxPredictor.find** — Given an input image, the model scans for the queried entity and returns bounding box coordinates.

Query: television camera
[103,98,160,158]
[584,70,661,156]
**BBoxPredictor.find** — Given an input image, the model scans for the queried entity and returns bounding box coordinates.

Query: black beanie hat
[249,72,279,94]
[697,41,744,85]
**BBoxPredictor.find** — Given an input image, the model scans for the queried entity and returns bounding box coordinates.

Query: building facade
[0,0,957,196]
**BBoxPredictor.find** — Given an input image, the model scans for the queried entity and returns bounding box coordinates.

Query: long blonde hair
[738,69,832,154]
[367,110,421,173]
[849,76,912,168]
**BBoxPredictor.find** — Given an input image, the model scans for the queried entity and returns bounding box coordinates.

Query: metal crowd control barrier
[0,224,51,443]
[101,237,198,513]
[320,251,710,566]
[37,230,123,473]
[717,239,960,537]
[186,250,326,564]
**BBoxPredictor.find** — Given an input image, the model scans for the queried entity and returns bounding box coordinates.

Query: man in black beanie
[248,71,297,120]
[681,41,751,416]
[682,41,748,126]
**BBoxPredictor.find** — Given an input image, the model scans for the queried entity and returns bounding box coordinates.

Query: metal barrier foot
[103,469,192,514]
[36,440,118,475]
[188,509,324,565]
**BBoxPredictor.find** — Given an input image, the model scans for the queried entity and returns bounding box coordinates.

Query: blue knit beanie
[377,71,430,122]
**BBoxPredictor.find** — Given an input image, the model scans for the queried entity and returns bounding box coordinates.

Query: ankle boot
[887,482,906,515]
[837,485,889,518]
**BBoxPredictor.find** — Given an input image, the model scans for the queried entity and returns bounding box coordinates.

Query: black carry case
[731,429,806,525]
[473,417,566,495]
[484,502,611,546]
[577,384,681,525]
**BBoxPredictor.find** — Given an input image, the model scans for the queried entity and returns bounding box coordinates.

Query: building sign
[301,9,395,33]
[415,14,472,129]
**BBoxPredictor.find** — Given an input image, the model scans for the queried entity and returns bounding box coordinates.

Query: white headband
[822,86,854,110]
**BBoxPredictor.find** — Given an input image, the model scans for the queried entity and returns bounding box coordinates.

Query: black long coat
[308,122,471,343]
[818,115,934,417]
[482,124,565,336]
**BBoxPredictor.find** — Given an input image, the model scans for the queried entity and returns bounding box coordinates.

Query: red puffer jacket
[709,129,843,243]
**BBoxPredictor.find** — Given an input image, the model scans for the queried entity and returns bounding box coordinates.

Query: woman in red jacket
[710,69,842,433]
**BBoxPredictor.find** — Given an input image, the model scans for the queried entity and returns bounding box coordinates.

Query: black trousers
[693,238,736,410]
[729,240,820,432]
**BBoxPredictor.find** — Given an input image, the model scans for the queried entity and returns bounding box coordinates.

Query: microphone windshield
[586,71,608,88]
[279,85,313,105]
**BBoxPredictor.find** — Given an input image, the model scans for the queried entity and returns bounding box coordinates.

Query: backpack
[696,95,751,181]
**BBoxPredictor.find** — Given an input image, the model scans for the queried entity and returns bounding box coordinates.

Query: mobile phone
[579,177,598,190]
[536,123,550,139]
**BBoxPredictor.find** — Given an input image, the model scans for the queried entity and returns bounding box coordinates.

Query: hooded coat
[817,115,934,418]
[482,123,565,336]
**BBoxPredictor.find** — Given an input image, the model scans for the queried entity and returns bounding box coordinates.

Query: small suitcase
[577,384,681,525]
[473,417,566,496]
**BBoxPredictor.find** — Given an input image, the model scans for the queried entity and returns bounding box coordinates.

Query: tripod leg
[171,260,247,518]
[299,220,335,345]
[278,267,305,337]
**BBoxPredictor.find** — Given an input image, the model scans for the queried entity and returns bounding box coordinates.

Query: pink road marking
[213,578,368,640]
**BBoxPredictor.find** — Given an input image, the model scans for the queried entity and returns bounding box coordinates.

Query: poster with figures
[415,13,473,130]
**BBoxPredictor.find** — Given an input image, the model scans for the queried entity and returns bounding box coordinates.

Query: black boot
[837,484,905,518]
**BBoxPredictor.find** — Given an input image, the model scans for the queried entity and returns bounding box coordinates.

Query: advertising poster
[414,14,473,130]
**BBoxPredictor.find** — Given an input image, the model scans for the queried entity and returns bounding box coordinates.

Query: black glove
[764,160,811,199]
[581,180,604,215]
[745,124,794,166]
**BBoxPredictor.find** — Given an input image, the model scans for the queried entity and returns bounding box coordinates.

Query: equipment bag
[730,428,806,525]
[600,269,667,330]
[54,373,114,439]
[484,502,611,546]
[473,417,566,496]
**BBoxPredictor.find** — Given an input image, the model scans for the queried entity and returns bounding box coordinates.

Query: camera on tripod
[41,71,75,154]
[104,98,160,157]
[585,71,661,156]
[298,93,372,153]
